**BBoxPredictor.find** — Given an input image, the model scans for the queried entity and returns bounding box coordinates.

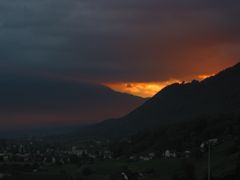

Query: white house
[139,156,151,161]
[163,150,176,158]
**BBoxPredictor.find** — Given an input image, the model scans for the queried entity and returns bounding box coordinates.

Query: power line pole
[207,138,217,180]
[208,142,211,180]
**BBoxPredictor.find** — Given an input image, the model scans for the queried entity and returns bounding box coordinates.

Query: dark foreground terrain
[0,113,240,180]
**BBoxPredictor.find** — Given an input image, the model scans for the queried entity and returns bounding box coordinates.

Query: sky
[0,0,240,126]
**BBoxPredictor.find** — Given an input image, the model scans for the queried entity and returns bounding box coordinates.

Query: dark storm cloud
[0,0,240,82]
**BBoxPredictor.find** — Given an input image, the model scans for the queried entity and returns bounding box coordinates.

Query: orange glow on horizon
[197,74,215,80]
[104,74,214,98]
[104,80,181,98]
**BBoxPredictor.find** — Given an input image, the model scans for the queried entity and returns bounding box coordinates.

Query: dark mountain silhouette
[0,73,145,128]
[82,63,240,137]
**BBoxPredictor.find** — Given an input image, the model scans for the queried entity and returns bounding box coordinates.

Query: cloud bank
[0,0,239,82]
[0,0,239,127]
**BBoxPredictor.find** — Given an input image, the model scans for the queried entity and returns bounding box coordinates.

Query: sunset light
[1,0,240,178]
[104,80,181,98]
[197,74,215,80]
[104,74,214,98]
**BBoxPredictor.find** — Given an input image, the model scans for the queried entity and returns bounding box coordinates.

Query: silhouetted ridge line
[79,63,240,138]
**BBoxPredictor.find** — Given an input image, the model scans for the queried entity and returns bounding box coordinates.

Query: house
[87,153,97,159]
[139,156,151,161]
[129,156,137,161]
[103,150,112,159]
[149,153,155,158]
[208,138,218,145]
[163,150,176,159]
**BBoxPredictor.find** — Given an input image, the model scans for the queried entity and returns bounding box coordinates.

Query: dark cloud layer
[0,0,240,127]
[0,0,239,82]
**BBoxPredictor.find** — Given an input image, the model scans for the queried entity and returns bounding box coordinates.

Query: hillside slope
[0,73,145,128]
[82,63,240,137]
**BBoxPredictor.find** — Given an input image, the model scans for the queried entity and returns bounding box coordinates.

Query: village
[0,139,112,166]
[0,137,219,177]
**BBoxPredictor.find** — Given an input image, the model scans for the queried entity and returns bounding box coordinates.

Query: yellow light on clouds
[104,74,214,98]
[104,80,180,98]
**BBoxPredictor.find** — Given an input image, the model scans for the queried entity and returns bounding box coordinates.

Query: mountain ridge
[0,73,145,128]
[81,62,240,138]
